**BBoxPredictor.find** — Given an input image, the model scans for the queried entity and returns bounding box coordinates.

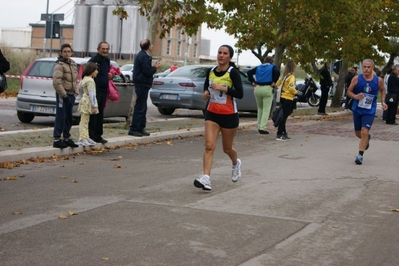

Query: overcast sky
[0,0,259,66]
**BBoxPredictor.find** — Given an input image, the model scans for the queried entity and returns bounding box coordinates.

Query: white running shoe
[79,139,91,147]
[194,174,211,191]
[231,158,241,182]
[87,138,97,146]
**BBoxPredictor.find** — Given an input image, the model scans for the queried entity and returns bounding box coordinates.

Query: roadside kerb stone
[0,121,257,164]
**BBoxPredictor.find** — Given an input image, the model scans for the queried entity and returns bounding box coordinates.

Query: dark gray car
[150,65,257,115]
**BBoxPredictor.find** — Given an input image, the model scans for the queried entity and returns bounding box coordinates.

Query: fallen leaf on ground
[59,215,68,219]
[68,210,78,216]
[114,164,121,168]
[60,176,67,179]
[72,179,78,183]
[12,212,23,215]
[390,209,399,212]
[166,140,173,146]
[101,258,110,261]
[5,176,17,180]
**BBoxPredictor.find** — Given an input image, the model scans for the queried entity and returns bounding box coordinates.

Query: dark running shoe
[63,139,79,148]
[53,140,68,149]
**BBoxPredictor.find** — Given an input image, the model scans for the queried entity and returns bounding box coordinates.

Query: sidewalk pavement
[1,108,396,165]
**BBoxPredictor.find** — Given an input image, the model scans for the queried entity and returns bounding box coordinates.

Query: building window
[166,40,171,55]
[177,41,181,56]
[193,44,197,57]
[178,29,183,40]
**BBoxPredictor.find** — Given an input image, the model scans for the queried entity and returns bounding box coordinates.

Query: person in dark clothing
[88,41,113,144]
[317,63,333,115]
[385,65,399,125]
[0,49,10,74]
[344,66,357,110]
[128,39,160,137]
[247,56,280,134]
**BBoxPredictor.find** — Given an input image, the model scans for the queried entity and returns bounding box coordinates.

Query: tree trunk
[274,44,286,70]
[125,88,137,129]
[147,0,164,44]
[331,60,348,107]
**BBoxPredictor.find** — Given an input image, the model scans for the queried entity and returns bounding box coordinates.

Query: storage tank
[88,5,107,54]
[85,0,103,5]
[121,5,141,54]
[105,5,122,56]
[73,4,91,56]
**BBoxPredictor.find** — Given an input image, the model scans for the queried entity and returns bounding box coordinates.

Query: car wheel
[17,112,35,123]
[157,107,175,115]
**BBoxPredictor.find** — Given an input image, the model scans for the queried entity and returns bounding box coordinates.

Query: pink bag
[105,65,121,109]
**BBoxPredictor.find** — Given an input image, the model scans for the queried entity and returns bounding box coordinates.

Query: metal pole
[50,14,54,57]
[42,0,49,57]
[119,16,123,59]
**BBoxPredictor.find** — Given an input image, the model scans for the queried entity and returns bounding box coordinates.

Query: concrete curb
[0,121,257,163]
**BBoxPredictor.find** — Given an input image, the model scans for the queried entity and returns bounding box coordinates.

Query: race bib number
[209,83,228,104]
[358,93,374,109]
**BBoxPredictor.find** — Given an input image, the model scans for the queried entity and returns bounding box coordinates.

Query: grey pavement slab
[1,111,399,265]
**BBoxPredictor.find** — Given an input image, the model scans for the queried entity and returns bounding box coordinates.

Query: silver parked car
[150,65,257,115]
[16,57,134,123]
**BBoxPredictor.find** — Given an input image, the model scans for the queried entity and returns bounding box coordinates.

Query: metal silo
[105,5,121,57]
[122,5,141,54]
[88,5,107,54]
[73,4,91,56]
[85,0,103,5]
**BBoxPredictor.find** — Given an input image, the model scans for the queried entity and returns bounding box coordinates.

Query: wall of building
[1,27,32,48]
[2,1,210,63]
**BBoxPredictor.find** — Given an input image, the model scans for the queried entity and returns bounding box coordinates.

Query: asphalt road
[1,113,398,265]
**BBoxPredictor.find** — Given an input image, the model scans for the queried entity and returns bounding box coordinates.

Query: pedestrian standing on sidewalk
[77,62,99,147]
[346,59,387,165]
[128,39,160,137]
[385,65,399,125]
[318,63,333,115]
[88,41,113,144]
[194,45,243,191]
[0,48,10,75]
[247,56,280,134]
[52,44,79,149]
[274,60,298,141]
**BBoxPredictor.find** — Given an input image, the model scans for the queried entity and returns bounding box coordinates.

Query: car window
[121,64,133,71]
[27,61,55,78]
[113,74,124,83]
[239,71,251,84]
[168,67,210,79]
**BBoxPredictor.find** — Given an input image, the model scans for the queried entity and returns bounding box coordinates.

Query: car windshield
[26,61,56,78]
[167,66,210,79]
[120,64,132,71]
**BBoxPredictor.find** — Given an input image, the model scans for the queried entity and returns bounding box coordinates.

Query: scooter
[294,77,321,107]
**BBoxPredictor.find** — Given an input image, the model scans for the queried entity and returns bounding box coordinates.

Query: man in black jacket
[0,49,10,74]
[317,63,333,115]
[88,41,112,144]
[128,39,161,137]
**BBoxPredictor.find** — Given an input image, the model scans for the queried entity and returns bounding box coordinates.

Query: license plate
[31,105,56,114]
[160,94,179,100]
